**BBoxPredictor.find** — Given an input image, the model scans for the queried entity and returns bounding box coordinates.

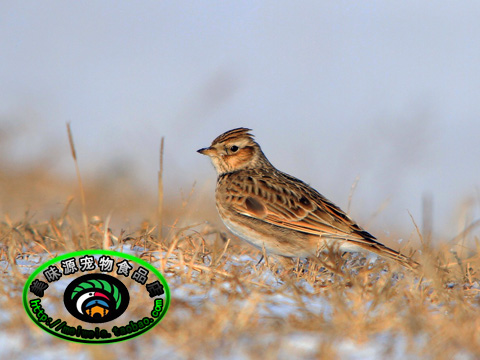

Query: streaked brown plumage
[198,127,418,270]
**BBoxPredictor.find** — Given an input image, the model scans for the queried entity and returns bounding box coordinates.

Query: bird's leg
[256,254,264,266]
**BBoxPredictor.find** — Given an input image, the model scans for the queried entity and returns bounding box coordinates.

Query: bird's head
[197,128,270,175]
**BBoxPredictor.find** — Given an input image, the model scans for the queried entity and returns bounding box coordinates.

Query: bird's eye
[230,145,239,152]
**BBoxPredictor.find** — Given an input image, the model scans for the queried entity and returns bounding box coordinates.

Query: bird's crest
[211,127,254,146]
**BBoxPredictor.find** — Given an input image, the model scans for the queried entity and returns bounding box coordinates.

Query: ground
[1,164,479,359]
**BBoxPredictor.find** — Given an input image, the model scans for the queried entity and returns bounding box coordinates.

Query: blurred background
[1,1,479,242]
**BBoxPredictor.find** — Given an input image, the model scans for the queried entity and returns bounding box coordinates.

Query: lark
[198,128,418,270]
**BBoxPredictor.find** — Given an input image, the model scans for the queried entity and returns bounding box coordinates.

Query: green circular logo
[23,250,170,344]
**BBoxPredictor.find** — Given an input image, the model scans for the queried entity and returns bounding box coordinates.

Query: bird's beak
[197,147,215,156]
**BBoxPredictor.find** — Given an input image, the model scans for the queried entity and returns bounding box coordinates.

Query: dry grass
[1,154,480,359]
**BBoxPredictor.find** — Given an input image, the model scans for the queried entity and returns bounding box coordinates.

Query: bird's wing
[224,171,373,242]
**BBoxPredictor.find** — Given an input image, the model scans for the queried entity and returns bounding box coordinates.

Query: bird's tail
[352,239,420,271]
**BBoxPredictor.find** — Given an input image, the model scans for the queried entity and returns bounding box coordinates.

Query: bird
[197,127,418,270]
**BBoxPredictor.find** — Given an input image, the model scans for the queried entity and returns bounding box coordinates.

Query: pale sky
[1,1,479,239]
